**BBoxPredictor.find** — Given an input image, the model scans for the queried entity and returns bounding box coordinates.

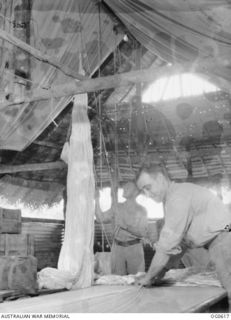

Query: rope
[94,0,123,249]
[78,1,113,250]
[97,0,105,252]
[93,165,112,250]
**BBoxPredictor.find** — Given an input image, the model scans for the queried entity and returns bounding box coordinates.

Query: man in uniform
[95,181,148,275]
[136,164,231,311]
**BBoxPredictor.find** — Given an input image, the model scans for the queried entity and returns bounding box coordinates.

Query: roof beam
[0,29,86,80]
[0,161,66,174]
[1,60,231,108]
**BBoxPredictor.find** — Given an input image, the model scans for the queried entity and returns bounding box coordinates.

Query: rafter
[1,59,230,108]
[0,29,86,80]
[0,161,66,174]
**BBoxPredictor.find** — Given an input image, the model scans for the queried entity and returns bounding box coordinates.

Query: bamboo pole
[2,60,231,109]
[32,140,62,149]
[0,161,66,173]
[0,29,86,80]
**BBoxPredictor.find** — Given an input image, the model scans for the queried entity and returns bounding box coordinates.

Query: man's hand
[135,274,153,287]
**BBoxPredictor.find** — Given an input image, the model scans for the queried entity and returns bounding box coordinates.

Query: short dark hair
[136,164,169,181]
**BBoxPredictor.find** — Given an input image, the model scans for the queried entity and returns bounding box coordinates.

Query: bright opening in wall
[142,73,219,103]
[118,188,164,218]
[99,187,164,219]
[221,186,231,205]
[136,194,164,219]
[98,187,112,212]
[0,196,64,220]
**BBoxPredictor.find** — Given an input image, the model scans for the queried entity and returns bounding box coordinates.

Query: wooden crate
[0,234,34,256]
[22,218,64,270]
[0,256,37,293]
[0,208,21,234]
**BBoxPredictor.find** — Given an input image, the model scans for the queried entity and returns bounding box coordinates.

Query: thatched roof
[1,0,231,208]
[0,175,64,209]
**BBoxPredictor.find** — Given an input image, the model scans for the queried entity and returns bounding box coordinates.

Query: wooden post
[134,43,148,156]
[13,0,31,97]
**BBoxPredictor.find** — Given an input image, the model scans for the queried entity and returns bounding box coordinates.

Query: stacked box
[0,208,37,293]
[0,208,34,256]
[0,255,37,293]
[0,234,34,256]
[0,208,21,234]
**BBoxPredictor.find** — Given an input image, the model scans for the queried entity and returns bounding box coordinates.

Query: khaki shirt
[100,200,148,242]
[156,182,231,255]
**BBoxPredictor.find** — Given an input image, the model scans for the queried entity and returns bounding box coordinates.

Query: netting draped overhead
[105,0,231,80]
[0,0,121,151]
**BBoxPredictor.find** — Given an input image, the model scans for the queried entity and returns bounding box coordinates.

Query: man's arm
[138,192,191,286]
[127,215,148,238]
[138,250,170,286]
